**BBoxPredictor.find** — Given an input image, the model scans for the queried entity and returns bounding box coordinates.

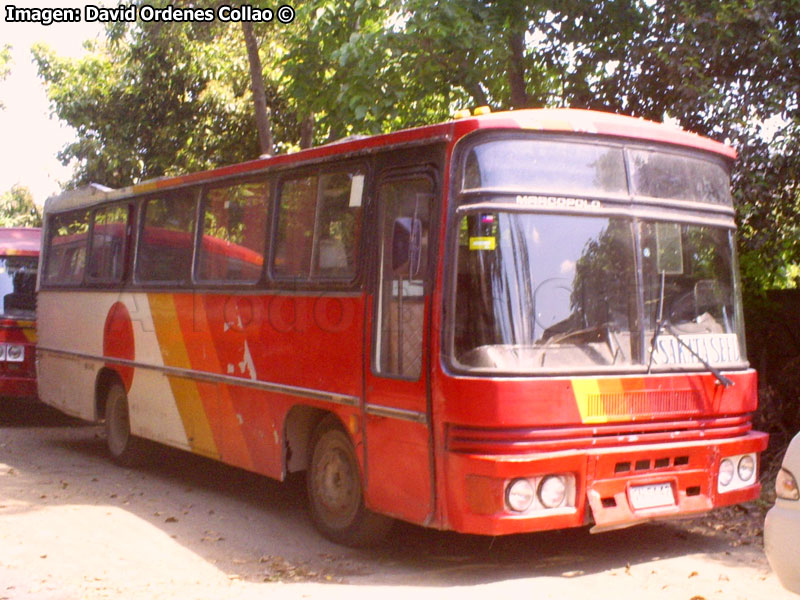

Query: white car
[765,432,800,594]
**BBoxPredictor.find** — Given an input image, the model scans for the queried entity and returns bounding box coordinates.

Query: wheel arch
[283,405,340,476]
[94,367,125,422]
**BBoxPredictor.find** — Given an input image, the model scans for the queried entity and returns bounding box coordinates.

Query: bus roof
[0,227,41,256]
[44,108,736,214]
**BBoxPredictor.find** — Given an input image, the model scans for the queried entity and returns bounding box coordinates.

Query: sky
[1,1,106,206]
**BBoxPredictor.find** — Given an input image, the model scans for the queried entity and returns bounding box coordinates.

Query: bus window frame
[455,130,735,215]
[443,130,742,379]
[270,161,370,290]
[194,175,273,287]
[133,187,201,288]
[370,165,439,382]
[85,201,134,286]
[41,207,92,288]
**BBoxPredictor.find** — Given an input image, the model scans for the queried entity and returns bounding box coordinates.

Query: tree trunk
[508,29,529,108]
[466,81,490,109]
[300,113,314,149]
[242,22,273,156]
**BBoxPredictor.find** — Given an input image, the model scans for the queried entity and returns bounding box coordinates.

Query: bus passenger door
[364,172,435,525]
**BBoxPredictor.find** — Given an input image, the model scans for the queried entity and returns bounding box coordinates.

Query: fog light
[506,478,534,512]
[538,475,567,508]
[737,455,755,482]
[719,458,734,487]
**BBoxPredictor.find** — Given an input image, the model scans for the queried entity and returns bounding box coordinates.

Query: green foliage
[0,44,10,80]
[33,0,800,294]
[283,1,652,131]
[1,44,12,110]
[588,0,800,292]
[0,185,42,228]
[33,12,298,188]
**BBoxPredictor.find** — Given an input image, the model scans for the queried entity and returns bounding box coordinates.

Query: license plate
[629,482,675,510]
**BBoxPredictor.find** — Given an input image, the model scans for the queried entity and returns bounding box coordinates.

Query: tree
[33,13,298,188]
[585,0,800,291]
[242,21,273,155]
[32,0,799,293]
[0,185,42,228]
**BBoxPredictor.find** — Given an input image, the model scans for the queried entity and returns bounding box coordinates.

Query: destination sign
[649,333,741,366]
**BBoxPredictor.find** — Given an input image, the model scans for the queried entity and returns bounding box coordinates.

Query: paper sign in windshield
[650,333,741,365]
[469,237,496,250]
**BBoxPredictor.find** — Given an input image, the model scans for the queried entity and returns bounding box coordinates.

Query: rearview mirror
[392,217,423,278]
[656,222,683,274]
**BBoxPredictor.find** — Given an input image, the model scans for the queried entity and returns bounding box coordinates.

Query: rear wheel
[307,416,392,546]
[104,382,146,467]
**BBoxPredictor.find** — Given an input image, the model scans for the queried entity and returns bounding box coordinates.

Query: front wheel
[307,417,392,547]
[104,382,146,467]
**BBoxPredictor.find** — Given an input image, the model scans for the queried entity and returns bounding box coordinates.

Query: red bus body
[36,109,766,543]
[0,228,40,400]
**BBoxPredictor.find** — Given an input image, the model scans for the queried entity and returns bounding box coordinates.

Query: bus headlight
[718,459,735,487]
[538,475,568,508]
[718,453,758,492]
[6,344,24,362]
[506,478,535,512]
[504,474,576,514]
[738,455,756,482]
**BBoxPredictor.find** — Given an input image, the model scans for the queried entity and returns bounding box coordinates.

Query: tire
[307,416,392,547]
[104,382,146,467]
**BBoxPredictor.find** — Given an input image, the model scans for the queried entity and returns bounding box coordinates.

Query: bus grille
[446,416,752,455]
[585,390,703,419]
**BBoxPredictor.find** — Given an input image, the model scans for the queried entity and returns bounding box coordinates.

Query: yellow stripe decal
[148,293,218,456]
[571,378,603,423]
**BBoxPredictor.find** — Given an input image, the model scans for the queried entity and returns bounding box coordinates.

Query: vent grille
[586,390,704,419]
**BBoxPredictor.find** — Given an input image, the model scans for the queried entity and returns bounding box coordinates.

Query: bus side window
[313,171,364,279]
[197,179,269,283]
[44,209,91,285]
[88,203,129,282]
[136,191,197,284]
[273,175,317,279]
[273,168,364,282]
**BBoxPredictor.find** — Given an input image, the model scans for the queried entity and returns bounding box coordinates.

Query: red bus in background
[36,109,767,546]
[0,228,40,400]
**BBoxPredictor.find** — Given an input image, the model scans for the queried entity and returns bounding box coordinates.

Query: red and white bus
[0,228,40,401]
[36,109,767,545]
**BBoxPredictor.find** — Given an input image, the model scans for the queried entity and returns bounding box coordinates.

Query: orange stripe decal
[171,293,254,470]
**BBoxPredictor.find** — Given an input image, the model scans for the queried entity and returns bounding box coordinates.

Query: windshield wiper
[646,272,667,375]
[647,271,733,387]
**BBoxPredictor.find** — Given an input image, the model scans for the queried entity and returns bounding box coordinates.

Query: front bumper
[0,376,37,400]
[444,431,768,535]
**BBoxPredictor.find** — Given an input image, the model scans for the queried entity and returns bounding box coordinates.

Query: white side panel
[37,352,98,420]
[37,291,189,448]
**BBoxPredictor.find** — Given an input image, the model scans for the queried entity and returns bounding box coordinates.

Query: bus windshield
[0,256,38,318]
[452,212,744,373]
[462,136,733,205]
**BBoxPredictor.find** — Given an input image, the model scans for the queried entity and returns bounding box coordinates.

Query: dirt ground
[0,400,796,600]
